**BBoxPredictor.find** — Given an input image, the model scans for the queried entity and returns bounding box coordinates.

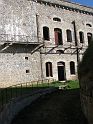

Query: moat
[12,89,88,124]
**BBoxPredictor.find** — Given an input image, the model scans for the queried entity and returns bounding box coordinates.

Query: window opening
[53,17,61,22]
[56,50,64,54]
[87,33,92,45]
[26,70,30,73]
[46,62,53,77]
[25,57,28,60]
[79,31,84,43]
[54,28,63,45]
[43,26,50,40]
[66,29,72,42]
[70,61,75,74]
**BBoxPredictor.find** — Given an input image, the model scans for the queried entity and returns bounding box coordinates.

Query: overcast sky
[71,0,93,7]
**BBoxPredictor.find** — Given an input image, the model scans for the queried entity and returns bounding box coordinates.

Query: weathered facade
[0,0,93,87]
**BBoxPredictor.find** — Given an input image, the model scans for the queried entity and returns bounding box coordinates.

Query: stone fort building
[0,0,93,87]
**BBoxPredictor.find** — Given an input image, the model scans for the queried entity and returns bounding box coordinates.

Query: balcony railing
[0,34,41,44]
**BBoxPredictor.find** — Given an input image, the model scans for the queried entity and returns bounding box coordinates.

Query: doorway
[54,28,63,45]
[57,62,66,81]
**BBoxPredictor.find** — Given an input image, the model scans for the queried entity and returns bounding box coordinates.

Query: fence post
[5,88,7,103]
[32,82,33,89]
[1,90,3,107]
[26,83,27,89]
[15,86,17,97]
[41,80,43,87]
[37,81,39,88]
[10,87,12,99]
[48,79,50,87]
[21,84,22,96]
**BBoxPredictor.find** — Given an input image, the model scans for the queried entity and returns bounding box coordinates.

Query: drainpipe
[36,14,44,81]
[36,14,39,42]
[72,20,80,64]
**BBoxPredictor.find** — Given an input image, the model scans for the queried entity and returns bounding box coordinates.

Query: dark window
[87,33,92,45]
[79,31,84,43]
[86,24,92,27]
[54,28,63,45]
[43,26,50,40]
[25,57,28,60]
[46,62,53,77]
[26,70,30,73]
[66,30,72,42]
[56,50,64,54]
[53,17,61,22]
[70,61,75,75]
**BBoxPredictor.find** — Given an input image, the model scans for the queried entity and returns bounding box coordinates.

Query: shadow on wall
[0,43,39,53]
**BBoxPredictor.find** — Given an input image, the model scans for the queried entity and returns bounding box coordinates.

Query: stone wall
[0,0,42,87]
[35,0,93,80]
[78,41,93,124]
[0,0,93,87]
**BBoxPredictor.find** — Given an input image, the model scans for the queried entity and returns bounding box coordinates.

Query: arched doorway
[57,62,66,81]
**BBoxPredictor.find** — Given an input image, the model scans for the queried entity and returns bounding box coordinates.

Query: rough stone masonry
[0,0,93,87]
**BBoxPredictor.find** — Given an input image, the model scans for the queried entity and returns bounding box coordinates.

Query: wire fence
[0,79,56,111]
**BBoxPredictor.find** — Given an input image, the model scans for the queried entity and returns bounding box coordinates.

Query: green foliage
[66,80,79,89]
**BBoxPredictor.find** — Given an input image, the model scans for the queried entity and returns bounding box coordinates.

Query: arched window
[79,31,84,43]
[87,33,92,45]
[53,17,61,22]
[66,29,72,42]
[70,61,75,75]
[43,26,50,40]
[56,50,64,54]
[54,28,63,45]
[86,23,92,27]
[46,62,53,77]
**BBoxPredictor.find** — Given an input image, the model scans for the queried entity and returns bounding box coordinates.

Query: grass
[66,80,79,89]
[37,80,79,89]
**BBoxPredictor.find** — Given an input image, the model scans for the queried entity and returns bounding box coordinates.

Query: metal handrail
[0,79,55,112]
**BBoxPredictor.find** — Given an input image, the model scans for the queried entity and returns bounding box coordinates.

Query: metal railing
[0,34,41,43]
[0,79,55,111]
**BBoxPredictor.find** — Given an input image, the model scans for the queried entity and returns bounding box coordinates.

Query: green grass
[66,80,79,89]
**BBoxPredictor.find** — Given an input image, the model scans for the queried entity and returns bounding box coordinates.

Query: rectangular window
[25,57,28,60]
[26,70,30,73]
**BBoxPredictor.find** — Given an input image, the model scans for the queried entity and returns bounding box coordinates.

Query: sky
[71,0,93,7]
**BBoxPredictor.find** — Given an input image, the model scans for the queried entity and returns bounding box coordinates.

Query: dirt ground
[12,89,88,124]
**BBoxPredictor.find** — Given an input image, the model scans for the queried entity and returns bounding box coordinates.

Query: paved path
[12,89,88,124]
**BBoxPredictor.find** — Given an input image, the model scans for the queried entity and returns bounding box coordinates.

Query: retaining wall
[0,88,57,124]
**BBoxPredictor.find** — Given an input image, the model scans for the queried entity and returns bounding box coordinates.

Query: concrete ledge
[0,88,57,124]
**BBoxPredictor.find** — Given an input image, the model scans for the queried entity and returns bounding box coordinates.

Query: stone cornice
[32,0,93,16]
